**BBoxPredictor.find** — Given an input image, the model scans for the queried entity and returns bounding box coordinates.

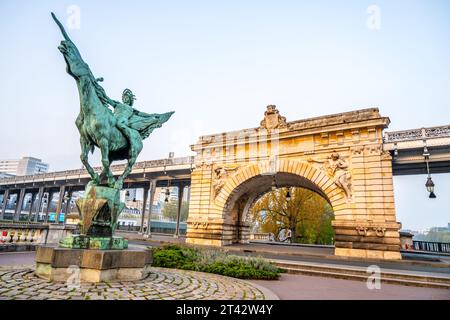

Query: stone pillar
[34,187,44,222]
[54,185,66,224]
[139,186,149,233]
[174,185,185,238]
[186,165,219,246]
[27,192,37,222]
[44,192,54,223]
[0,189,9,220]
[13,188,26,222]
[332,136,401,260]
[145,179,157,238]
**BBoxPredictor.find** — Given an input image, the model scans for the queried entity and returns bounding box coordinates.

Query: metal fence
[116,220,187,235]
[412,240,450,253]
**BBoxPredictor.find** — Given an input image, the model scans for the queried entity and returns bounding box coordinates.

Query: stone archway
[215,161,341,244]
[186,107,402,260]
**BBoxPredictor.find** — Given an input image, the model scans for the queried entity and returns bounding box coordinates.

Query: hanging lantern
[271,176,277,191]
[426,177,436,198]
[125,190,130,197]
[165,188,171,202]
[286,189,291,201]
[425,177,435,193]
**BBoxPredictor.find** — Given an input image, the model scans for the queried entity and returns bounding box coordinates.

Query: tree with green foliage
[250,187,335,245]
[161,200,189,221]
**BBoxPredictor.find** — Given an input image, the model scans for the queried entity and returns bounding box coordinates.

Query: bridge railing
[0,221,49,245]
[412,240,450,253]
[249,233,271,241]
[0,156,195,186]
[384,125,450,143]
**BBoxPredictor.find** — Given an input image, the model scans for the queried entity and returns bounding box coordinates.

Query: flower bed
[152,244,281,280]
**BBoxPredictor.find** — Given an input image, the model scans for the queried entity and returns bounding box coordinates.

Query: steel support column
[13,188,26,222]
[27,192,37,222]
[0,189,9,220]
[44,191,54,223]
[174,185,185,238]
[34,187,44,222]
[54,185,66,224]
[145,179,157,238]
[63,190,73,225]
[139,186,150,233]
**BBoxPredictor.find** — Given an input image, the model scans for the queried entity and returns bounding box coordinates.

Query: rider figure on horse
[108,89,136,143]
[101,88,154,144]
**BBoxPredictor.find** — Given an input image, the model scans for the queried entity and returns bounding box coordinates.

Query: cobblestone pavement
[0,265,268,300]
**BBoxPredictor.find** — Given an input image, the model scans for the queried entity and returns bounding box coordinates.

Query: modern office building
[0,157,49,176]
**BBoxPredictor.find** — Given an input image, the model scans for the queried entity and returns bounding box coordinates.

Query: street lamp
[423,146,436,199]
[165,188,170,202]
[286,189,291,202]
[164,179,171,202]
[271,176,277,191]
[425,177,436,198]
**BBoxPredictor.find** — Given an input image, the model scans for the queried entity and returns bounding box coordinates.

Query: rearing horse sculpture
[51,13,173,189]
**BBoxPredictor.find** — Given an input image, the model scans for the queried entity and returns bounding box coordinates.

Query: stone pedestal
[332,220,402,260]
[35,246,153,282]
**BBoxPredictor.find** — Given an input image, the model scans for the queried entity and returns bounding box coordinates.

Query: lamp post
[423,146,436,199]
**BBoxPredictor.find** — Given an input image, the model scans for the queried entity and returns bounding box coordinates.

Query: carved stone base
[76,184,125,237]
[186,221,250,246]
[35,246,152,283]
[332,220,402,260]
[335,248,402,260]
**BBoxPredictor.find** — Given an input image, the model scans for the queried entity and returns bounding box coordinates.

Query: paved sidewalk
[0,265,269,300]
[118,233,450,276]
[251,273,450,300]
[2,250,449,300]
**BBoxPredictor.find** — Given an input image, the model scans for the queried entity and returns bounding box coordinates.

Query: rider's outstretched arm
[92,80,120,108]
[106,98,121,108]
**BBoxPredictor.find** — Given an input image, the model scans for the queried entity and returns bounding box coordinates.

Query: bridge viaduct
[1,107,449,259]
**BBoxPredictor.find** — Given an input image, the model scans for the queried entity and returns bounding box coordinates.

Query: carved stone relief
[260,105,287,130]
[356,226,386,237]
[308,151,353,202]
[212,165,239,197]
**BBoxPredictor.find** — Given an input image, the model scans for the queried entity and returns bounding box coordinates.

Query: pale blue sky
[0,0,449,230]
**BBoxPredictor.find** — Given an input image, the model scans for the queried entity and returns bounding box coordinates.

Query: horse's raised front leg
[80,137,100,185]
[99,138,116,188]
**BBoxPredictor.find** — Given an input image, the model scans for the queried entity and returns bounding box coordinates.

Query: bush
[152,245,281,280]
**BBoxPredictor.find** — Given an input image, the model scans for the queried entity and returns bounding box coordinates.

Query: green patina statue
[51,12,174,249]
